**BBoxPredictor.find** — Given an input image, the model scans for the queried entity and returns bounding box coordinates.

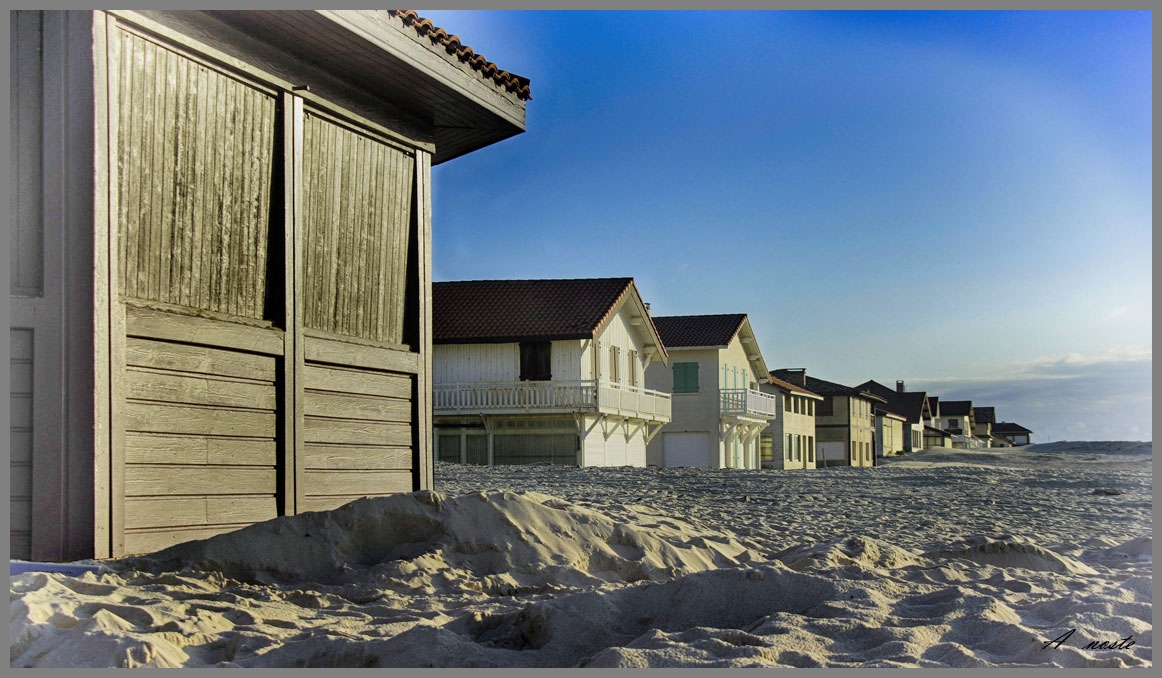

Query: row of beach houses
[431,278,1034,470]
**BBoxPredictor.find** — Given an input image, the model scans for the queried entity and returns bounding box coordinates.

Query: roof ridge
[389,10,532,100]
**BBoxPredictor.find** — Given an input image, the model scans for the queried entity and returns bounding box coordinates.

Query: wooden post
[414,150,433,490]
[289,94,306,514]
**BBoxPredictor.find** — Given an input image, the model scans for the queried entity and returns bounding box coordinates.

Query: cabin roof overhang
[197,9,528,164]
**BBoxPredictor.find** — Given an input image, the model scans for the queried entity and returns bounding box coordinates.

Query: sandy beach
[10,441,1152,667]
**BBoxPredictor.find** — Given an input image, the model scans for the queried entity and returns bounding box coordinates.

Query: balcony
[433,379,671,422]
[720,388,779,419]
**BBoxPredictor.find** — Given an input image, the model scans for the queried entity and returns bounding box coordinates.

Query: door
[663,432,711,468]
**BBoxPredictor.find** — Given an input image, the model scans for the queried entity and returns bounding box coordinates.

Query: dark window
[819,397,834,417]
[672,362,699,393]
[519,341,552,381]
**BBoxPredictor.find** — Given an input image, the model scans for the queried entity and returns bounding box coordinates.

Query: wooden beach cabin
[10,10,529,560]
[431,278,671,467]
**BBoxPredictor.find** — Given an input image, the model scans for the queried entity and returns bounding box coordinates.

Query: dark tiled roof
[771,370,886,403]
[433,278,637,344]
[928,396,939,414]
[993,422,1033,434]
[974,406,996,424]
[768,375,821,398]
[389,10,532,100]
[652,314,747,349]
[924,425,952,437]
[941,400,973,416]
[855,380,929,423]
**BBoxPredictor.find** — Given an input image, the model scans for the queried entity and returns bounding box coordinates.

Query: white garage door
[664,432,710,468]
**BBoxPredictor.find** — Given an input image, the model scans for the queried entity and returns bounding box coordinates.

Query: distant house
[874,409,908,458]
[760,374,823,469]
[10,10,530,560]
[973,406,996,443]
[772,370,885,467]
[993,422,1034,446]
[940,400,987,449]
[927,396,941,429]
[924,425,954,448]
[645,314,777,469]
[431,278,670,467]
[855,380,933,453]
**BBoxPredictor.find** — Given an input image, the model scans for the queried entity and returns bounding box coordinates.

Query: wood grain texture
[303,335,419,373]
[116,27,275,321]
[302,444,412,470]
[124,433,276,466]
[125,305,284,356]
[302,112,413,343]
[124,496,276,530]
[303,364,410,398]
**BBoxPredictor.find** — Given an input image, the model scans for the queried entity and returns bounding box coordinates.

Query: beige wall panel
[125,466,276,496]
[124,368,278,410]
[124,496,276,530]
[124,433,276,466]
[303,445,412,470]
[126,337,277,380]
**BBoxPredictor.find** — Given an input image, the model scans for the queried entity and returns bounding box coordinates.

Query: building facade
[760,375,822,469]
[10,10,528,559]
[432,278,670,467]
[646,315,777,469]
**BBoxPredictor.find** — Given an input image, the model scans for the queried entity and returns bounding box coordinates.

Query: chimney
[897,380,905,393]
[644,302,651,311]
[784,368,807,387]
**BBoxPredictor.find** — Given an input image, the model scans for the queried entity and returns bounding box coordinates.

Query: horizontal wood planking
[302,113,413,344]
[302,417,411,447]
[127,336,276,380]
[303,391,410,423]
[124,401,277,438]
[124,523,255,556]
[125,367,278,409]
[303,337,418,373]
[304,364,410,398]
[124,496,276,529]
[126,305,284,356]
[10,328,34,559]
[303,444,411,470]
[116,27,275,321]
[125,465,276,497]
[125,433,275,466]
[302,469,412,497]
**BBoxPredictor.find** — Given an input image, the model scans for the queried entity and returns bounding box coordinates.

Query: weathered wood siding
[121,337,280,554]
[115,28,276,321]
[301,364,414,513]
[9,330,35,560]
[303,113,414,344]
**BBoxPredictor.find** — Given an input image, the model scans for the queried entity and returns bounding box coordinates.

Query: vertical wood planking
[94,11,115,558]
[288,93,305,515]
[116,29,275,321]
[302,113,413,344]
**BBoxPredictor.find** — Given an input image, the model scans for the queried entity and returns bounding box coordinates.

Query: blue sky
[420,10,1152,443]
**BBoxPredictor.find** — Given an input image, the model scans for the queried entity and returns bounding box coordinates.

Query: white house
[645,314,778,469]
[431,278,671,467]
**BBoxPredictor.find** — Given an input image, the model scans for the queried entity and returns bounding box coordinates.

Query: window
[627,350,637,387]
[519,341,552,381]
[807,400,814,416]
[784,395,791,412]
[785,434,793,460]
[609,346,620,384]
[820,398,833,417]
[794,435,801,461]
[808,436,815,462]
[673,362,699,393]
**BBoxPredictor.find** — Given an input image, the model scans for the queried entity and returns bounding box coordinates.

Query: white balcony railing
[720,388,779,418]
[433,379,671,422]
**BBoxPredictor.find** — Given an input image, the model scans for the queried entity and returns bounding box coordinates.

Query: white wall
[594,304,653,388]
[434,339,586,384]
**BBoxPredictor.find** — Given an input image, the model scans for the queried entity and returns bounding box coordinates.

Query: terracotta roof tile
[389,10,532,100]
[433,278,635,344]
[652,314,747,349]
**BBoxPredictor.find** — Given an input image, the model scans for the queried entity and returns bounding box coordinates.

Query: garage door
[663,432,710,468]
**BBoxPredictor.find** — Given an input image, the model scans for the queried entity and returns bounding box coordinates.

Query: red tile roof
[433,278,640,344]
[652,314,747,349]
[389,10,532,100]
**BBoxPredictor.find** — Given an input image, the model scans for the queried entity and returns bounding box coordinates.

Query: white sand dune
[10,442,1152,667]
